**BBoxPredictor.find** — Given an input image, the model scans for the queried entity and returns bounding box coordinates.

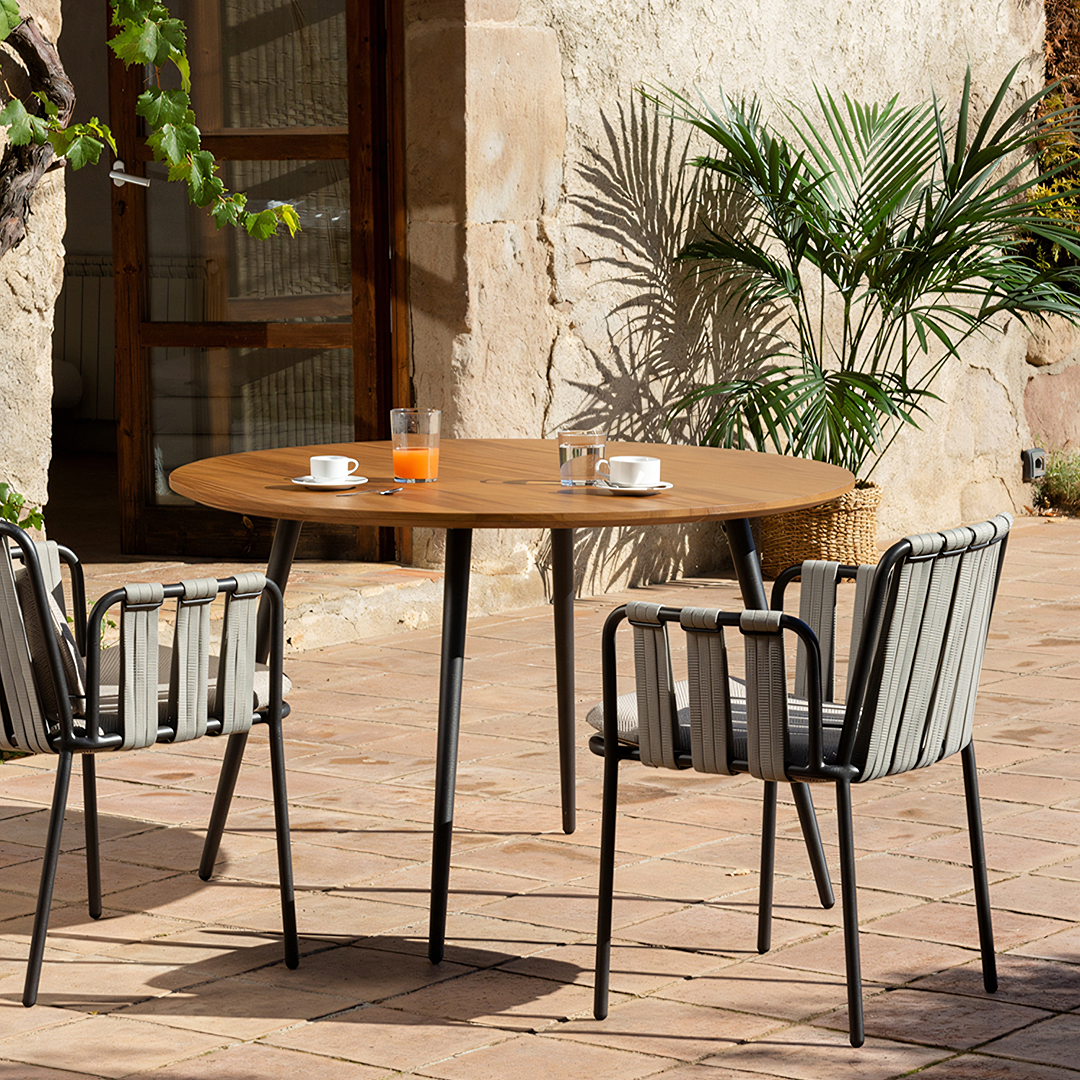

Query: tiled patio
[0,514,1079,1079]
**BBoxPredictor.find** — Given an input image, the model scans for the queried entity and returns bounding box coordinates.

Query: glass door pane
[181,0,348,131]
[145,158,351,322]
[151,345,354,504]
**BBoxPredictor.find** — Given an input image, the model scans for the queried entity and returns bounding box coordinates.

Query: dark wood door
[109,0,407,560]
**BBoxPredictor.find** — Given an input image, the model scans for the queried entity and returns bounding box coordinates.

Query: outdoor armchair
[0,521,298,1006]
[587,513,1011,1046]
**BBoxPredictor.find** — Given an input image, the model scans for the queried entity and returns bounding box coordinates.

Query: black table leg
[724,517,768,609]
[200,518,304,881]
[724,517,834,908]
[551,528,576,835]
[257,519,306,663]
[429,527,473,963]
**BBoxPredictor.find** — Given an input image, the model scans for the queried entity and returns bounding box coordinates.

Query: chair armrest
[740,609,827,779]
[82,574,281,752]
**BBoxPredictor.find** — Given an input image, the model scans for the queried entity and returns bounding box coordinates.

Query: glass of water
[558,428,607,486]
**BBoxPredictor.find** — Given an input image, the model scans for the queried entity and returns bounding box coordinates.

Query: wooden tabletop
[169,440,854,529]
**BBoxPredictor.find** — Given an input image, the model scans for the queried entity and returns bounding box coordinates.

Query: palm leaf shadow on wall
[540,97,781,596]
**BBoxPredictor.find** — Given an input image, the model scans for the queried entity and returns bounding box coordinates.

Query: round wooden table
[171,439,853,961]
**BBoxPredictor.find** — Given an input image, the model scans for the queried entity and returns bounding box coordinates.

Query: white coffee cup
[599,455,661,487]
[310,454,360,480]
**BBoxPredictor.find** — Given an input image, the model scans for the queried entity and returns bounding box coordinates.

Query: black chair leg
[792,781,835,908]
[836,779,864,1047]
[82,754,102,920]
[757,780,778,954]
[961,742,997,993]
[267,716,299,969]
[199,730,249,880]
[593,743,620,1020]
[24,751,73,1007]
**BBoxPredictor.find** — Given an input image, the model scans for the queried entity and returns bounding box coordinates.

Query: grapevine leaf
[0,0,21,42]
[111,0,158,24]
[211,196,244,229]
[278,204,301,237]
[140,19,172,66]
[52,130,105,169]
[27,112,48,144]
[108,21,149,64]
[245,208,280,239]
[85,117,118,153]
[187,149,222,205]
[0,99,48,145]
[47,125,74,156]
[173,51,191,93]
[137,88,189,127]
[166,157,191,184]
[148,120,200,163]
[156,18,186,54]
[0,99,32,145]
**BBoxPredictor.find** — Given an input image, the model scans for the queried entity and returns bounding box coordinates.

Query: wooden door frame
[110,0,408,559]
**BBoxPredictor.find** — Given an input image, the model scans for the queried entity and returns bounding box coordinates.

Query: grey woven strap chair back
[590,512,1011,1047]
[847,516,1007,780]
[0,522,298,1007]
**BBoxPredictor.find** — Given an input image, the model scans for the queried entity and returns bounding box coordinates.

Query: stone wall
[0,1,64,514]
[1025,317,1080,454]
[404,0,1049,593]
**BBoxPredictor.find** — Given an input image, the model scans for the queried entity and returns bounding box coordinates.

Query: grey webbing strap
[0,536,48,752]
[215,572,264,736]
[892,527,967,773]
[862,530,945,780]
[681,607,735,775]
[845,564,878,700]
[795,561,839,701]
[32,541,65,612]
[120,582,165,750]
[938,516,1010,761]
[740,610,788,782]
[168,578,216,743]
[627,601,679,769]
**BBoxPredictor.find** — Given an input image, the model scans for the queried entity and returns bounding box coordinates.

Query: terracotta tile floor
[1,515,1079,1078]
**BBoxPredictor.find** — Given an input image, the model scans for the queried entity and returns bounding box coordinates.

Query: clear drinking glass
[558,428,607,486]
[391,408,441,483]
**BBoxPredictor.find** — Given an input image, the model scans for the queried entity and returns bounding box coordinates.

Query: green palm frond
[663,64,1080,475]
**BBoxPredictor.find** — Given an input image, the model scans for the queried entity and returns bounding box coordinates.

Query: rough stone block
[1025,315,1080,368]
[466,0,520,21]
[453,221,557,437]
[465,26,564,223]
[406,22,467,223]
[1025,363,1080,452]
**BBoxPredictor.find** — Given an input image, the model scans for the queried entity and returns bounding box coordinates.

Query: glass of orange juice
[390,408,441,483]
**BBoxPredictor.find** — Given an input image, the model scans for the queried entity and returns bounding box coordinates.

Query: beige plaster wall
[0,1,64,514]
[405,0,1047,595]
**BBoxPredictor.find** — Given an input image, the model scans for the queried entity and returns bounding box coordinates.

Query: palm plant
[666,65,1080,476]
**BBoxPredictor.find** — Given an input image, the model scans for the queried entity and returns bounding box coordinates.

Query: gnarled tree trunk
[0,17,74,258]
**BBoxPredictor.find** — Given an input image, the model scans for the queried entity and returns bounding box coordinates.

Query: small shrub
[1034,449,1080,514]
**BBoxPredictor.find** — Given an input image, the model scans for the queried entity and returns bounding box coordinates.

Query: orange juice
[393,446,439,481]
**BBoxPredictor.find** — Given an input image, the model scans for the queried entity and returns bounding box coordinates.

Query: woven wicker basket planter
[758,480,882,578]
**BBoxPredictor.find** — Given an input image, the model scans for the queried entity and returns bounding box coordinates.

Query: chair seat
[585,676,846,764]
[77,644,291,729]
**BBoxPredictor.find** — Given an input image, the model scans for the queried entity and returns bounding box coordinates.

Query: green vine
[0,481,42,531]
[0,0,299,239]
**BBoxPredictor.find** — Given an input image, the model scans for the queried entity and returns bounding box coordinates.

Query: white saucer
[292,475,368,491]
[594,480,673,497]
